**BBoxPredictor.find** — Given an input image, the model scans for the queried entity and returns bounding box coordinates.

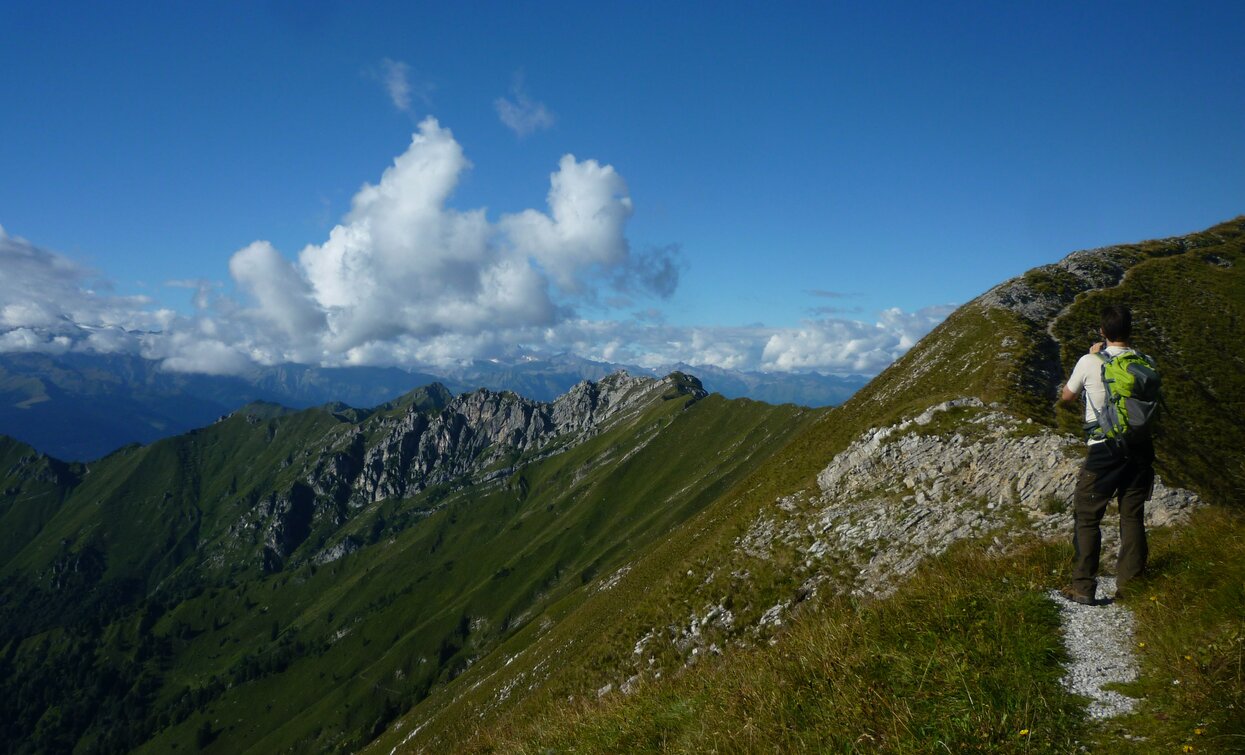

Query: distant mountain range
[0,350,868,461]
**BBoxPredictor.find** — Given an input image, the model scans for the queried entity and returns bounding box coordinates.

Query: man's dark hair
[1101,304,1132,342]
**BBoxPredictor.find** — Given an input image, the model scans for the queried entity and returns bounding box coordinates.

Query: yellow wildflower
[1018,729,1030,736]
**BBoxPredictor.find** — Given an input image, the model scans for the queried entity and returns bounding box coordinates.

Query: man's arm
[1059,350,1095,406]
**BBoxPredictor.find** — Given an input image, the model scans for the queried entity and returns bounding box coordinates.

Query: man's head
[1100,304,1132,342]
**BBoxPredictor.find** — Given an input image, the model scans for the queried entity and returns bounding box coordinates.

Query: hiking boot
[1059,586,1095,605]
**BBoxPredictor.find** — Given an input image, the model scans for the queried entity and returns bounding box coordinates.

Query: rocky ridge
[976,237,1193,325]
[619,399,1200,687]
[747,399,1198,604]
[227,372,706,571]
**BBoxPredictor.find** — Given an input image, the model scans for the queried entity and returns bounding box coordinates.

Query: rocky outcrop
[224,372,704,571]
[642,399,1202,674]
[352,372,702,505]
[744,399,1199,604]
[974,234,1209,325]
[259,482,316,572]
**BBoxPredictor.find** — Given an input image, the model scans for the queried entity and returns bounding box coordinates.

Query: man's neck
[1106,339,1129,348]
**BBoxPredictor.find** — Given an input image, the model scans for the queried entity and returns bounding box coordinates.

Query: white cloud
[500,154,634,291]
[0,327,73,354]
[370,58,434,115]
[230,241,326,342]
[879,304,957,349]
[759,305,955,373]
[0,226,156,334]
[381,58,412,111]
[494,74,555,137]
[152,335,255,376]
[0,124,953,380]
[293,117,561,353]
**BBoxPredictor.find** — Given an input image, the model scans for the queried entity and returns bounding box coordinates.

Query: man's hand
[1089,340,1105,355]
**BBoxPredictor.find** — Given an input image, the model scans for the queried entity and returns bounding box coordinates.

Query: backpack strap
[1086,393,1108,440]
[1089,351,1119,439]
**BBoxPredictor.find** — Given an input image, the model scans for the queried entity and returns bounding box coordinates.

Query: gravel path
[1048,576,1141,719]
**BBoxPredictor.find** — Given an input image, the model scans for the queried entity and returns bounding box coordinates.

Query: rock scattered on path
[1048,576,1140,719]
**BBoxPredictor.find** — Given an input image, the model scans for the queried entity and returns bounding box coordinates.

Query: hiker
[1057,304,1157,605]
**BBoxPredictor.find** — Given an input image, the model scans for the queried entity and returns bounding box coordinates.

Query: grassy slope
[124,392,812,754]
[1051,221,1245,504]
[468,507,1245,754]
[387,218,1245,752]
[369,303,1059,752]
[0,380,813,754]
[0,436,80,572]
[0,404,347,585]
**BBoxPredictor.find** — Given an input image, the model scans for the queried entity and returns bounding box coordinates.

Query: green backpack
[1089,350,1161,444]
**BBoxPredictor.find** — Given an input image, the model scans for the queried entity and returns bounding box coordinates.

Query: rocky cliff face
[352,371,701,504]
[228,372,705,571]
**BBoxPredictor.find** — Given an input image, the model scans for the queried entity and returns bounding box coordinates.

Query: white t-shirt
[1066,345,1134,432]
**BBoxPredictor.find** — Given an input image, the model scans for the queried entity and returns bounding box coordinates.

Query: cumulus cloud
[230,241,326,343]
[759,305,956,373]
[148,331,255,376]
[0,122,954,380]
[535,305,954,376]
[294,118,566,352]
[0,226,155,337]
[494,73,555,137]
[879,304,957,349]
[3,120,678,375]
[500,154,634,291]
[0,328,73,354]
[212,117,666,367]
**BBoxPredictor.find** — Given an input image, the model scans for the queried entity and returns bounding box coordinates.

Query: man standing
[1057,304,1155,604]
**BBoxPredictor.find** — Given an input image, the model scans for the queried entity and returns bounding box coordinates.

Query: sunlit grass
[1092,506,1245,753]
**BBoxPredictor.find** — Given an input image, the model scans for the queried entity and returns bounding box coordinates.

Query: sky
[2,1,1243,376]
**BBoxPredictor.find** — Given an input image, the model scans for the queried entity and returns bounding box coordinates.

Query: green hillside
[363,217,1245,753]
[0,375,813,753]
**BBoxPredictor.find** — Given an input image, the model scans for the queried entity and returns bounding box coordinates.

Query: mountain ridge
[0,350,866,462]
[0,368,812,753]
[362,215,1245,752]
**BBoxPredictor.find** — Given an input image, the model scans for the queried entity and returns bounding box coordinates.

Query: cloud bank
[0,122,954,378]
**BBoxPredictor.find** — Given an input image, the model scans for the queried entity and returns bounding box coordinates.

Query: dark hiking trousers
[1071,441,1155,597]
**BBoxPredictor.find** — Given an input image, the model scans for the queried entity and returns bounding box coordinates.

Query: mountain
[0,372,814,753]
[358,216,1245,752]
[2,217,1242,754]
[0,353,449,462]
[654,361,868,406]
[437,354,870,408]
[0,351,861,463]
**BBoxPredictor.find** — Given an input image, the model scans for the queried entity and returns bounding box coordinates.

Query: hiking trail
[1048,575,1141,719]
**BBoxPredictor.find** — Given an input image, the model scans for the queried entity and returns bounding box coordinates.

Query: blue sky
[2,1,1243,375]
